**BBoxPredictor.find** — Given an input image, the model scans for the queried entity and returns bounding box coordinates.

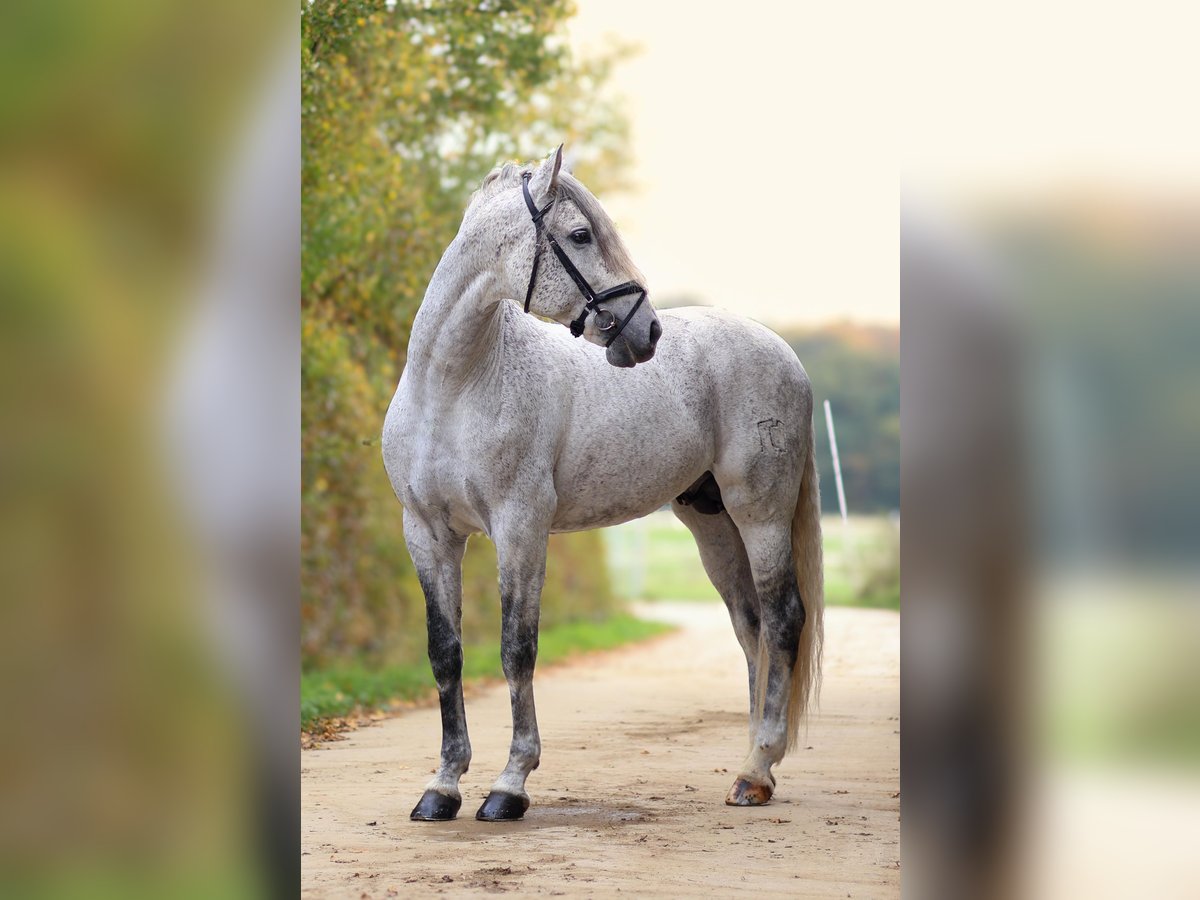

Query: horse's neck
[405,244,508,397]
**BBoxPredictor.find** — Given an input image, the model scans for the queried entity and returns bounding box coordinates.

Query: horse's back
[657,306,811,411]
[659,307,809,383]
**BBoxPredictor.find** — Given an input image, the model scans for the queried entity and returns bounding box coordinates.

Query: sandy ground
[301,603,900,897]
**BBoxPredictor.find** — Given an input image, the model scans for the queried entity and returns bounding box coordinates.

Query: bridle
[521,171,646,344]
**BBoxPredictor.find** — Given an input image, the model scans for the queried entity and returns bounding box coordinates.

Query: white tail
[785,423,824,751]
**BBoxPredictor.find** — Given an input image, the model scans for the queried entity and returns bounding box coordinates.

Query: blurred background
[900,3,1200,899]
[2,0,1196,896]
[1,0,296,896]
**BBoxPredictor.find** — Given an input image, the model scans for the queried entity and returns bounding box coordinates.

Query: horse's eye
[569,228,591,245]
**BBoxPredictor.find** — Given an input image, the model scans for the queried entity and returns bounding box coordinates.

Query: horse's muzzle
[605,312,661,367]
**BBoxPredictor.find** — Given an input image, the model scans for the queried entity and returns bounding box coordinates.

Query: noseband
[521,171,646,344]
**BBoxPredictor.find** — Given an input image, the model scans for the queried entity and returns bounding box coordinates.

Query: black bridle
[521,171,646,344]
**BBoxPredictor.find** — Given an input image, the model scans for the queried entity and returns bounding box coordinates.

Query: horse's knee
[429,646,462,689]
[426,613,463,688]
[419,570,465,688]
[500,616,538,682]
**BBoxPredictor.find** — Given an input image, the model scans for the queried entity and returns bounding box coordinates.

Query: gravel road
[302,602,900,897]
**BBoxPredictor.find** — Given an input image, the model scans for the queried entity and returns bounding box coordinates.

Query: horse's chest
[384,399,525,520]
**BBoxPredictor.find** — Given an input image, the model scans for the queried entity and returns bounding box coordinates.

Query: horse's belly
[549,494,679,532]
[549,428,709,532]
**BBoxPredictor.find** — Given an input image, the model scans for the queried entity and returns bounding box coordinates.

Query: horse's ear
[529,144,565,203]
[548,143,564,193]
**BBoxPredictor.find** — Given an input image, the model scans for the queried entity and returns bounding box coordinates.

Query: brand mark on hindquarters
[756,418,786,455]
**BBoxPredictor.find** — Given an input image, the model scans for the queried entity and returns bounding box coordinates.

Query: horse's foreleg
[403,514,471,821]
[476,526,548,821]
[727,519,806,807]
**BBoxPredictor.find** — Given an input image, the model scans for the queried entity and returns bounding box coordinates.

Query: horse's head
[468,146,661,367]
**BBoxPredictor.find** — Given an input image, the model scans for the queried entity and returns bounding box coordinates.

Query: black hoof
[475,791,529,821]
[410,790,461,821]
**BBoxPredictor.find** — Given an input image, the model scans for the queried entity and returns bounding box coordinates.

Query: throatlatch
[520,171,646,345]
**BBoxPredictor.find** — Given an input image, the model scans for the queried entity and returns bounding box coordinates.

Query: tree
[301,0,631,664]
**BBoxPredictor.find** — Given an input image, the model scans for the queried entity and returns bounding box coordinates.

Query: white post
[824,399,848,523]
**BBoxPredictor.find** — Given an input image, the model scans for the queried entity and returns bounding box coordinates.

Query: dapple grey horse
[382,146,823,822]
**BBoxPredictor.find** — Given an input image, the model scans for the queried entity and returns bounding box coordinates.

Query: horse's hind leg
[403,513,471,821]
[475,518,550,822]
[724,514,805,806]
[672,502,762,718]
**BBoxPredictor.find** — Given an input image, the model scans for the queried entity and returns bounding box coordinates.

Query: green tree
[784,324,900,514]
[301,0,630,666]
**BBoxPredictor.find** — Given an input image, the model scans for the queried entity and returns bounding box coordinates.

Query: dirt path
[301,603,900,897]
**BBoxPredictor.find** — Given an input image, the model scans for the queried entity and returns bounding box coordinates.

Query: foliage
[301,0,635,667]
[782,323,900,514]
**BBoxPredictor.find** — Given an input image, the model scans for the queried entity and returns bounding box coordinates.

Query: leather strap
[522,173,552,314]
[520,171,646,347]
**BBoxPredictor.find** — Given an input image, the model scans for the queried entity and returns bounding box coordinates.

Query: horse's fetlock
[441,740,471,770]
[509,735,540,768]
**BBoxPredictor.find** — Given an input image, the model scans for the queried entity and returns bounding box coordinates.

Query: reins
[520,171,646,345]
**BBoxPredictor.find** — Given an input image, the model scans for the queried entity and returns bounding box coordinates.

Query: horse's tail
[785,420,824,752]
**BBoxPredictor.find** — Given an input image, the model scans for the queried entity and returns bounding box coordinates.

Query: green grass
[301,613,672,732]
[603,512,899,611]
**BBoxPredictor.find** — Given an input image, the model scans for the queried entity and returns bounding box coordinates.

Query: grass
[603,511,899,610]
[301,613,672,732]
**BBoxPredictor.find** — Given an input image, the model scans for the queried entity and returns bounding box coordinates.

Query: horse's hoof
[725,777,773,806]
[475,791,529,821]
[410,790,461,821]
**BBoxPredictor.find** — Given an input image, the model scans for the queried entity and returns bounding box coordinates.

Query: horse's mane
[474,162,642,281]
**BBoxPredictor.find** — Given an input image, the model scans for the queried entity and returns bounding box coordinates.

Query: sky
[568,0,1200,329]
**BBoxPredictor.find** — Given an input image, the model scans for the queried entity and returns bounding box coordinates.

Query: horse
[382,146,823,822]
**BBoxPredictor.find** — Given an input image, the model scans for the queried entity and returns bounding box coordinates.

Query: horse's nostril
[649,319,662,347]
